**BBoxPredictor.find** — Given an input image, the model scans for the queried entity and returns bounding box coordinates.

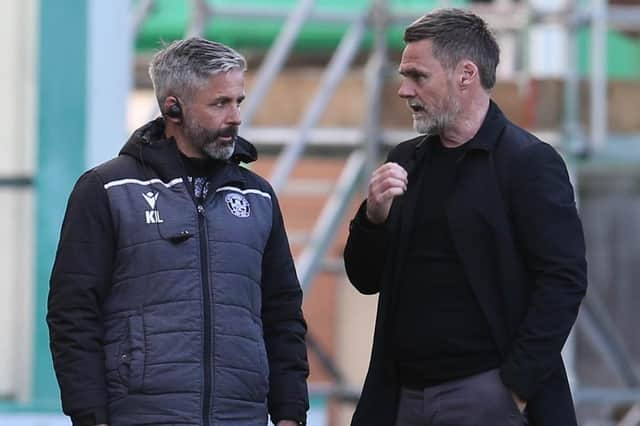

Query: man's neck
[165,121,206,159]
[439,96,490,148]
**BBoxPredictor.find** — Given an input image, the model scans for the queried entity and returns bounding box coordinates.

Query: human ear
[459,61,478,88]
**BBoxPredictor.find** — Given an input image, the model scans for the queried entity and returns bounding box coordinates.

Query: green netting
[578,29,640,80]
[135,0,469,53]
[135,0,640,78]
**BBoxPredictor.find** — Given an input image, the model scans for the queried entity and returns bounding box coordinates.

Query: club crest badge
[225,192,250,218]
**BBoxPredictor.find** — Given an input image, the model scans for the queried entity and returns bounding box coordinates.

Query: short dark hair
[404,8,500,90]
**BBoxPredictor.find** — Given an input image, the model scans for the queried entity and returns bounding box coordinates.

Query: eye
[413,73,427,83]
[211,97,231,108]
[214,101,226,108]
[401,70,427,84]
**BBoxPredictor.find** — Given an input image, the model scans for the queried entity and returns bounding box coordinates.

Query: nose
[227,105,242,126]
[397,79,415,99]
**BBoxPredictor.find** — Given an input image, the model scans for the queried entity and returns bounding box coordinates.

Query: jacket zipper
[197,202,213,426]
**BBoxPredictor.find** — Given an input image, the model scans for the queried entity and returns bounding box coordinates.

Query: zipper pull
[197,204,205,215]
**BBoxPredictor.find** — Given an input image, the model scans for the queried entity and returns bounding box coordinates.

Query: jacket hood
[120,118,258,179]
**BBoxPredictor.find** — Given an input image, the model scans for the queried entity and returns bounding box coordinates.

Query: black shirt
[179,153,226,201]
[180,152,225,178]
[391,139,501,387]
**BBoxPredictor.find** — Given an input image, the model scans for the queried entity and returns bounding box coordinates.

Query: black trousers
[394,369,528,426]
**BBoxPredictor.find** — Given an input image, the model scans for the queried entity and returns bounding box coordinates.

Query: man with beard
[47,38,308,426]
[344,9,587,426]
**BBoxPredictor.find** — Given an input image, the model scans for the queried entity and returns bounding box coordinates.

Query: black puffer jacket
[48,118,309,426]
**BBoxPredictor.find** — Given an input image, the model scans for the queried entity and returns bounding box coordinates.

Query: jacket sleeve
[499,142,587,400]
[47,170,114,425]
[343,198,390,295]
[261,191,309,425]
[343,142,414,295]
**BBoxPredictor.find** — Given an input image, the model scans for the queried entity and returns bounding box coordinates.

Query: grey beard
[413,114,450,136]
[184,120,236,161]
[202,141,235,161]
[413,98,461,136]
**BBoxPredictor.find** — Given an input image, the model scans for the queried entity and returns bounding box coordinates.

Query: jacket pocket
[126,314,145,392]
[104,319,130,400]
[104,340,128,400]
[103,313,146,399]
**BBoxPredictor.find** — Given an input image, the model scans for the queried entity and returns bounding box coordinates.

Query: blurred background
[1,0,639,424]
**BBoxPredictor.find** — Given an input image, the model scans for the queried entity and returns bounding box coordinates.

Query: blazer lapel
[387,139,431,315]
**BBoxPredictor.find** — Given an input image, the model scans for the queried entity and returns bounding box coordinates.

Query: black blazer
[344,102,587,426]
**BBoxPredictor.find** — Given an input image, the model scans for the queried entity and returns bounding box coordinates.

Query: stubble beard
[183,117,237,161]
[413,93,461,137]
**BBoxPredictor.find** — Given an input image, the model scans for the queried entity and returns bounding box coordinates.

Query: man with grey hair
[48,37,309,426]
[344,9,586,426]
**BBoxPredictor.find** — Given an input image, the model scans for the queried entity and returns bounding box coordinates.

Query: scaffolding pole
[296,151,366,290]
[241,0,316,127]
[131,0,155,37]
[580,295,640,388]
[363,0,389,182]
[589,0,607,153]
[269,13,367,193]
[564,0,586,155]
[186,0,212,38]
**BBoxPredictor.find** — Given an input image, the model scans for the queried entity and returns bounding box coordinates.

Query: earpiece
[165,102,182,119]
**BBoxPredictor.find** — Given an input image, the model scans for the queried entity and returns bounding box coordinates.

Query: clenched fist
[366,162,408,224]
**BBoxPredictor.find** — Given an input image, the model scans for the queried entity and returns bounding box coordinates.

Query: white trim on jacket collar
[103,177,184,189]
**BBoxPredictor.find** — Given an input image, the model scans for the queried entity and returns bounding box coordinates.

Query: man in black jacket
[344,9,587,426]
[48,38,308,426]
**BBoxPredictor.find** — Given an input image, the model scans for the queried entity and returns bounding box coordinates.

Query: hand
[511,391,527,414]
[365,162,408,224]
[276,421,299,426]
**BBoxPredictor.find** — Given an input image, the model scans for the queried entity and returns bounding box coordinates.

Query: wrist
[361,203,386,227]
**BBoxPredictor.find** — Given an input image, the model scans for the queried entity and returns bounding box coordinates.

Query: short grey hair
[404,8,500,90]
[148,37,247,108]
